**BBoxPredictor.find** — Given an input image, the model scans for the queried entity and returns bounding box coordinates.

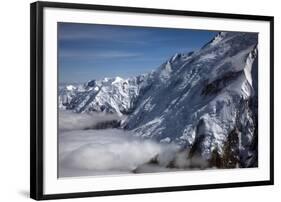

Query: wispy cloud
[58,23,150,45]
[60,50,141,60]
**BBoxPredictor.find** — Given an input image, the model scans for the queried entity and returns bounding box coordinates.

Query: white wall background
[0,0,279,201]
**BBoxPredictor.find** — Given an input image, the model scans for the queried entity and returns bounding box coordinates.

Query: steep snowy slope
[123,32,258,167]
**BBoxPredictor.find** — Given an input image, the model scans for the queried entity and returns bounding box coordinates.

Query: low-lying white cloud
[59,127,188,177]
[59,110,121,131]
[58,110,208,178]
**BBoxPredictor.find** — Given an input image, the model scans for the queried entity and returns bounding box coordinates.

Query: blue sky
[58,23,217,83]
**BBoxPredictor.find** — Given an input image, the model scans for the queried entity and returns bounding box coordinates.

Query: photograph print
[58,23,258,178]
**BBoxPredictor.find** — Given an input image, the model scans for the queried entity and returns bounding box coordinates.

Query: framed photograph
[30,1,274,200]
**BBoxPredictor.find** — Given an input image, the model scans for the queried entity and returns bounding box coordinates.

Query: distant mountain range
[59,32,258,168]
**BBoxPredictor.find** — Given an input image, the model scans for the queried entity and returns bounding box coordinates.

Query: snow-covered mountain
[59,31,258,168]
[59,76,143,115]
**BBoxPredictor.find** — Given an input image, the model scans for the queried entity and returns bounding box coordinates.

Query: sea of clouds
[59,110,121,131]
[58,111,207,178]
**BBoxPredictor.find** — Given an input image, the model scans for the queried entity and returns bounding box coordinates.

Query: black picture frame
[30,1,274,200]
